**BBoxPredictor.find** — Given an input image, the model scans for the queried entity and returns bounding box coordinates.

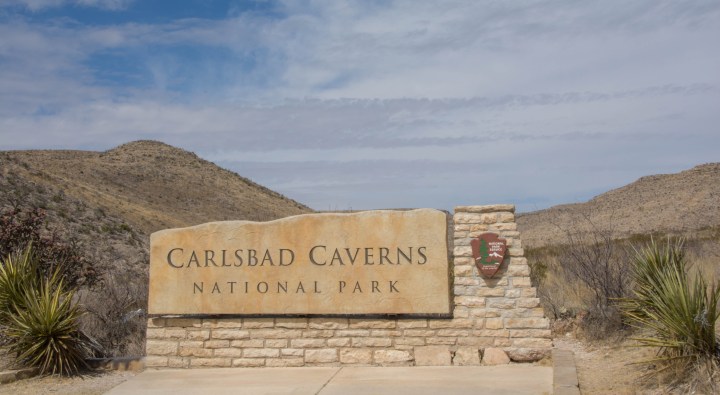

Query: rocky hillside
[2,141,310,235]
[517,163,720,248]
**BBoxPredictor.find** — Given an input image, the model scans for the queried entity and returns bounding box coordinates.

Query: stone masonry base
[145,205,552,368]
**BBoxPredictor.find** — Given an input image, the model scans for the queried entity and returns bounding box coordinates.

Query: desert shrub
[553,215,632,337]
[0,245,97,375]
[620,239,720,389]
[80,274,147,357]
[527,249,580,322]
[0,207,97,288]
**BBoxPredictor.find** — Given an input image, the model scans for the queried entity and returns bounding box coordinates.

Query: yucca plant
[0,245,39,323]
[4,275,92,375]
[619,238,720,385]
[0,244,95,375]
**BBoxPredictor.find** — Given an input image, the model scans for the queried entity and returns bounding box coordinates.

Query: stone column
[452,204,552,362]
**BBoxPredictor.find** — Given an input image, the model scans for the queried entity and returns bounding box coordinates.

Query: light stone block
[428,319,474,329]
[454,205,515,213]
[230,339,264,348]
[340,349,373,364]
[186,330,210,340]
[274,318,308,328]
[144,356,168,367]
[290,339,327,348]
[305,349,338,363]
[351,337,392,347]
[309,318,349,329]
[211,329,249,340]
[426,337,457,345]
[403,329,436,337]
[213,348,244,358]
[146,340,177,356]
[165,318,201,328]
[232,358,265,367]
[511,338,553,348]
[190,358,231,368]
[243,348,280,358]
[242,318,275,328]
[250,329,302,339]
[507,348,550,362]
[453,347,480,365]
[266,358,305,367]
[265,339,288,348]
[204,318,242,329]
[414,346,451,366]
[281,348,304,357]
[485,318,504,330]
[178,347,213,358]
[302,330,335,338]
[204,340,230,349]
[168,357,188,368]
[482,348,510,365]
[327,338,351,347]
[374,350,413,364]
[349,320,396,329]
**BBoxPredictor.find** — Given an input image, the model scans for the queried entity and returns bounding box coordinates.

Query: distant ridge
[517,163,720,248]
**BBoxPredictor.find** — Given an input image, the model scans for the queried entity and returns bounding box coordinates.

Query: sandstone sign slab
[148,209,451,315]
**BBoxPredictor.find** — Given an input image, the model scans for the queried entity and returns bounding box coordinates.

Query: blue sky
[1,0,719,212]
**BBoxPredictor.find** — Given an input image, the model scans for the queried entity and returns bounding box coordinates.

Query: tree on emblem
[478,239,491,265]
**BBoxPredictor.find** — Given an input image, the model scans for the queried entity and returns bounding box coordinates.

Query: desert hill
[517,163,720,248]
[2,140,310,235]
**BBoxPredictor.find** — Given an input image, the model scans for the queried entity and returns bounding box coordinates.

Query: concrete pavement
[106,365,553,395]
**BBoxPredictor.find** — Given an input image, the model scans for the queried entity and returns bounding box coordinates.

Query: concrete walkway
[106,365,553,395]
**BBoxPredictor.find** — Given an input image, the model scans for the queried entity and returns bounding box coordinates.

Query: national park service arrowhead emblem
[471,233,507,278]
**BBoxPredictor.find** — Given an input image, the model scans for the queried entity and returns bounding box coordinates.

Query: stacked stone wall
[145,204,551,368]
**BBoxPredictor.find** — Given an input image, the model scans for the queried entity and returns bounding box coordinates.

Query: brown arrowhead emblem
[470,233,507,278]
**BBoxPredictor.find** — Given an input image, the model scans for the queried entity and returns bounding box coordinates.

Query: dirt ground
[0,370,136,395]
[554,334,710,395]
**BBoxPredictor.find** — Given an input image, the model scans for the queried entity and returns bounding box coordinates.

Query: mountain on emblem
[470,233,508,278]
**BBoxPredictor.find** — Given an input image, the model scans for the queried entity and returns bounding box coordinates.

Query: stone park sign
[148,209,451,315]
[145,205,553,369]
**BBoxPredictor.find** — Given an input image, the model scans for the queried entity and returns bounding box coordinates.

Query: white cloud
[2,0,134,11]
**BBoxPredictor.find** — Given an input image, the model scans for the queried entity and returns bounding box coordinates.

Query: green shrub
[0,245,95,375]
[620,238,720,386]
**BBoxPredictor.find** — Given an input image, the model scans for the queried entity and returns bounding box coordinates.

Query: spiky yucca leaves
[620,239,720,383]
[0,245,39,323]
[5,275,92,375]
[0,244,94,375]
